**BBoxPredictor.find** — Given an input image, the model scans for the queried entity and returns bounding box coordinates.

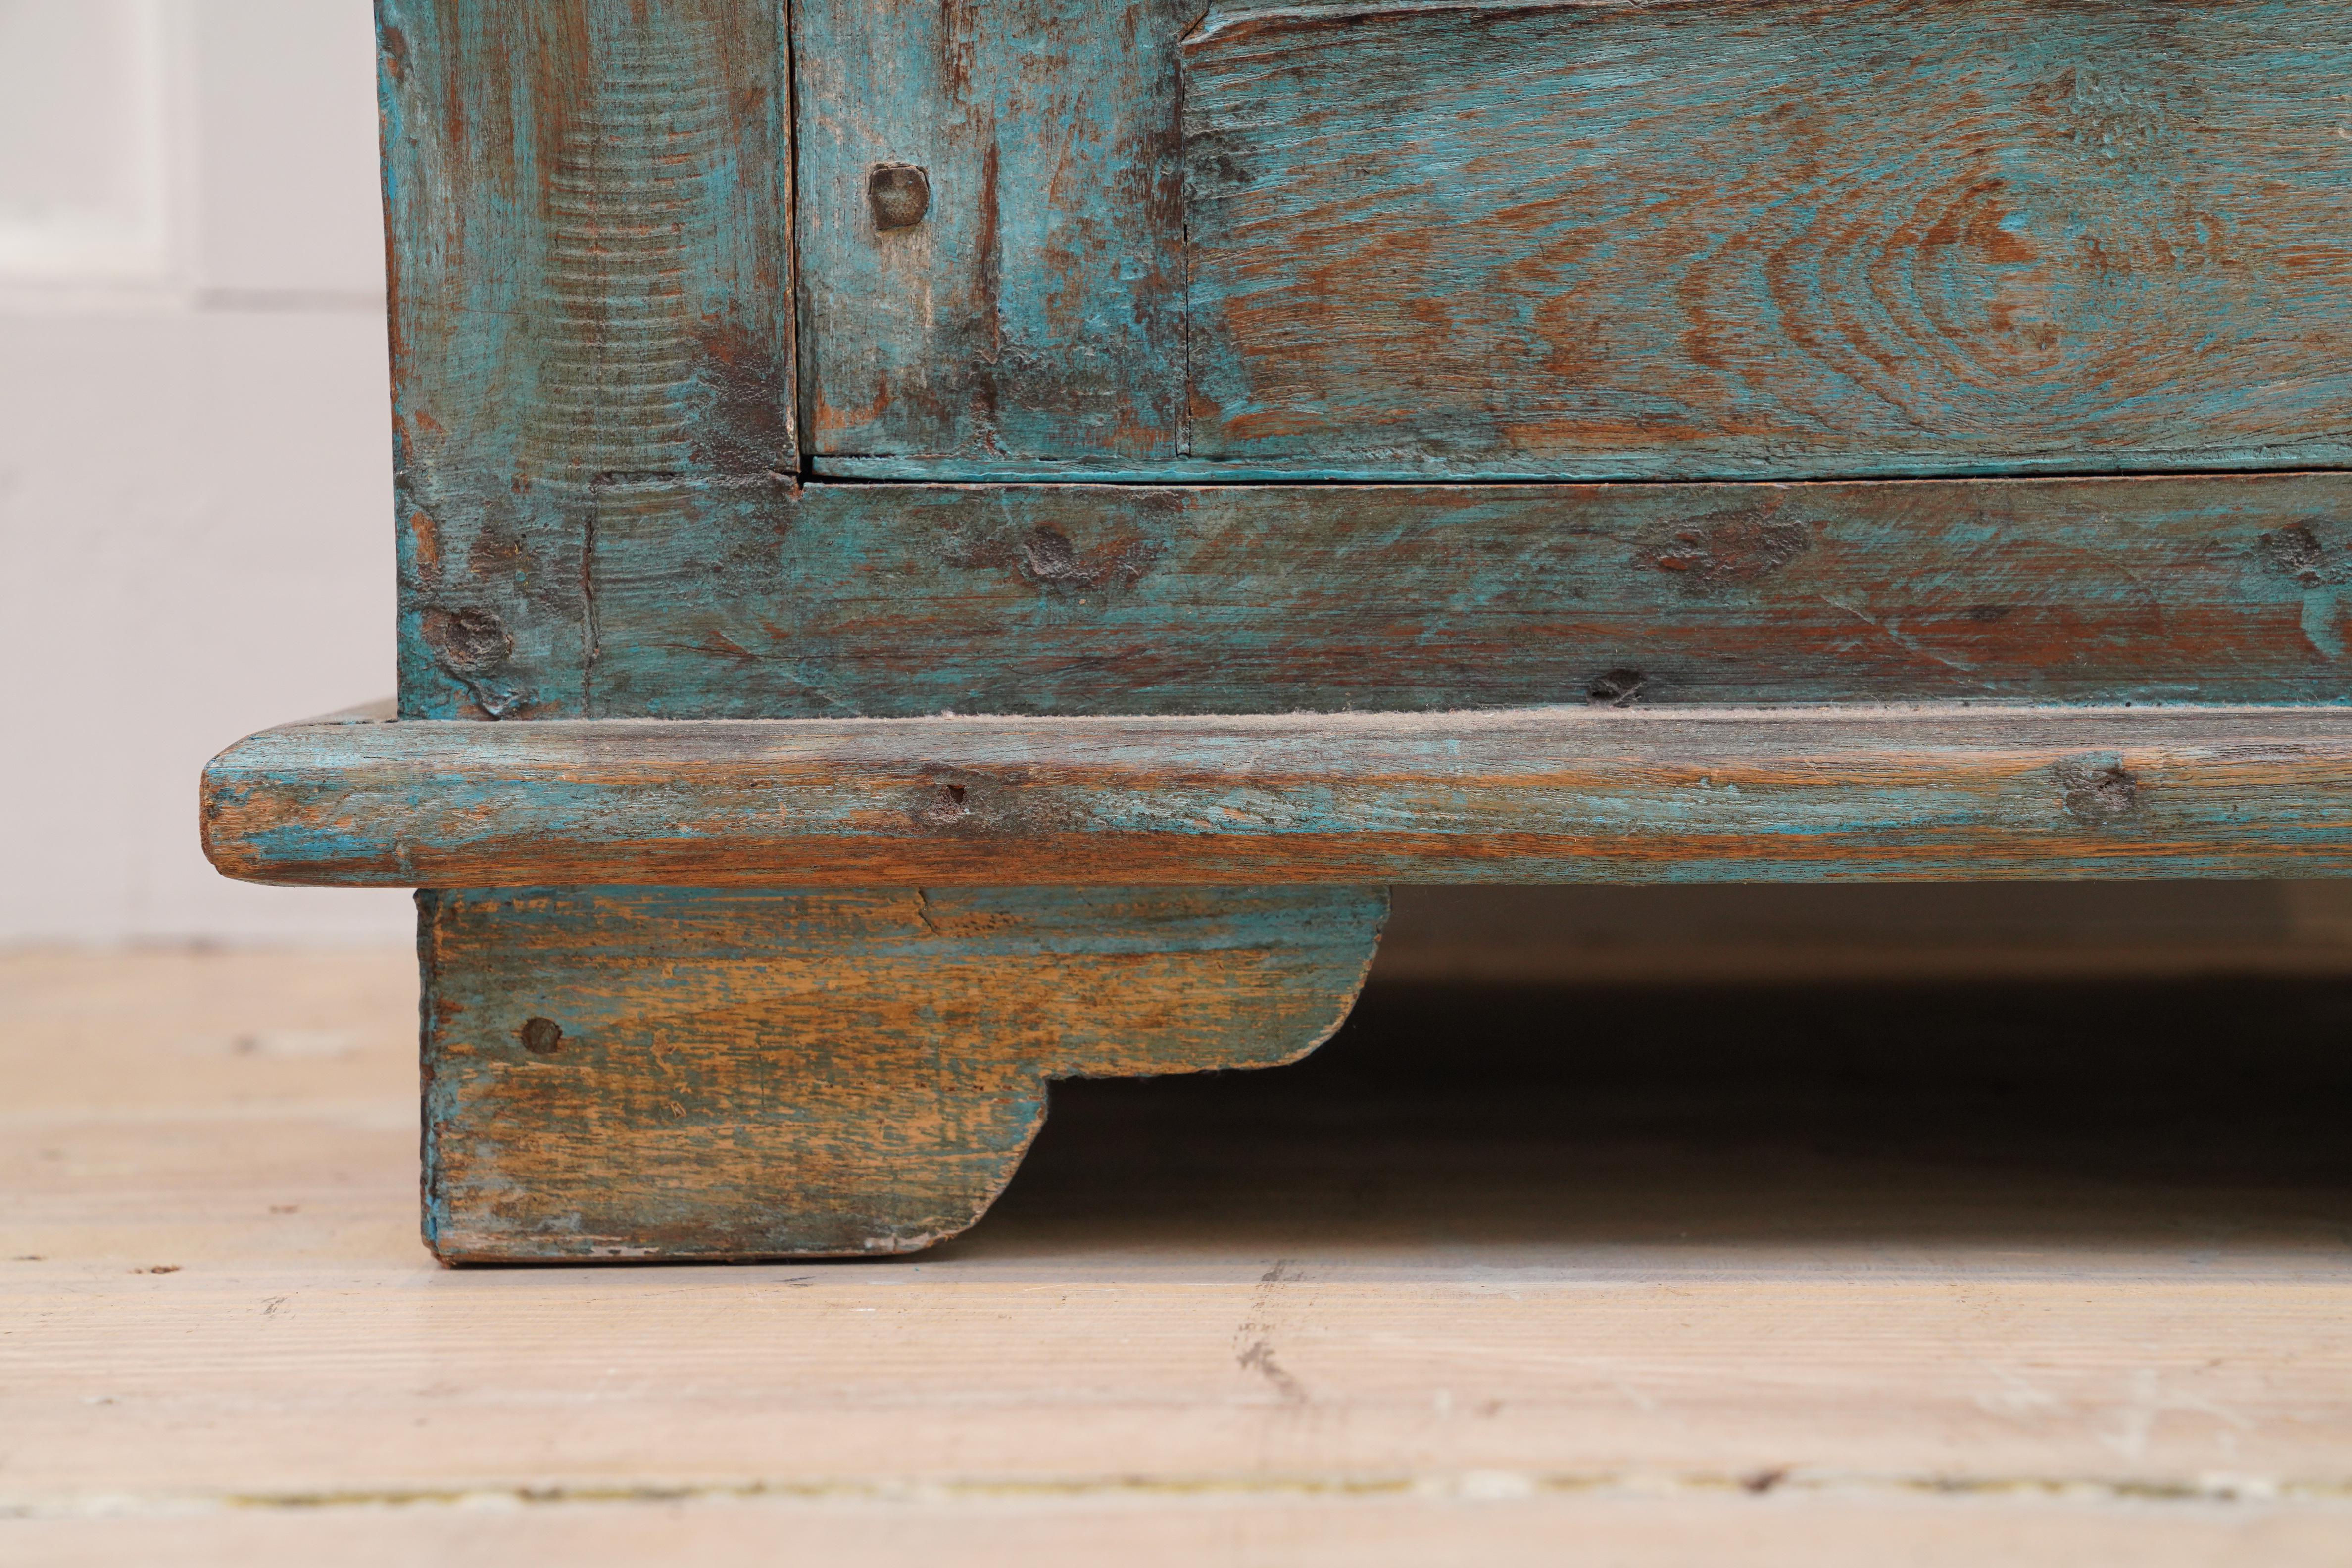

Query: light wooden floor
[5,948,2352,1565]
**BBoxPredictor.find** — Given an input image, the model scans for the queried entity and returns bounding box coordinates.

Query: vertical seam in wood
[581,498,600,712]
[782,0,811,479]
[1175,25,1193,460]
[414,889,443,1256]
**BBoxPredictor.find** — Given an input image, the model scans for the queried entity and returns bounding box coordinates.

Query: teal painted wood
[790,0,2352,480]
[384,3,2352,722]
[205,706,2352,887]
[381,0,793,721]
[793,0,1191,467]
[422,884,1385,1259]
[580,474,2347,717]
[1180,0,2352,479]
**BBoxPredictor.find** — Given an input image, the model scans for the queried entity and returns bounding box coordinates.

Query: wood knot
[2259,522,2332,587]
[1016,526,1156,593]
[912,783,972,828]
[2057,759,2142,825]
[1644,509,1809,590]
[420,607,512,675]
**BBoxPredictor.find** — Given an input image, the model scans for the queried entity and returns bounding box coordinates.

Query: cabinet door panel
[1181,0,2352,479]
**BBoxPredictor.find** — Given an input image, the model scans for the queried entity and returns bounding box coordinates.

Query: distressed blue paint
[244,0,2352,1270]
[204,707,2352,887]
[789,0,2352,479]
[793,0,1192,464]
[576,474,2351,718]
[386,0,2352,728]
[380,0,793,721]
[1180,0,2352,479]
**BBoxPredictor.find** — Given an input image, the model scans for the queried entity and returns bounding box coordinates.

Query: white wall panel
[0,0,406,943]
[0,0,174,282]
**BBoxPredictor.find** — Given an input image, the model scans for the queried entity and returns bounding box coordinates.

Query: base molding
[210,705,2352,886]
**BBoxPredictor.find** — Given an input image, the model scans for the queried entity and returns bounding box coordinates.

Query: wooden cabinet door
[800,0,2352,482]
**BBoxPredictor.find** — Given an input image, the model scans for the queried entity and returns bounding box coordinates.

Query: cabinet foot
[420,885,1385,1261]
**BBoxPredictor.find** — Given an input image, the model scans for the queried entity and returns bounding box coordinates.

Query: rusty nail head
[869,164,931,231]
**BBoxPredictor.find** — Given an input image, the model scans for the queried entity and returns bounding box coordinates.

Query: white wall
[0,0,410,943]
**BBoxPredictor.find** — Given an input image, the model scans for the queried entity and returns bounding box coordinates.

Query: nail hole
[519,1017,565,1056]
[1587,668,1646,707]
[2058,760,2142,825]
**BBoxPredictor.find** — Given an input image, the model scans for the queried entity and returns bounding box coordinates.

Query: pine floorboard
[4,947,2350,1564]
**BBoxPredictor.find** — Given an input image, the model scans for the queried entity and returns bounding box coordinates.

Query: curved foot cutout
[421,885,1386,1261]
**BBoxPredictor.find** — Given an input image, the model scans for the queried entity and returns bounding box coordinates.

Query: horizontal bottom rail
[204,704,2352,887]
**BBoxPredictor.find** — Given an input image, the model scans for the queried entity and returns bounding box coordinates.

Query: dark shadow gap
[961,978,2352,1260]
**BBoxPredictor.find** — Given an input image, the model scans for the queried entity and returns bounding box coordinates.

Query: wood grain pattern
[1181,0,2352,479]
[380,0,794,721]
[11,947,2352,1566]
[580,473,2352,717]
[23,1504,2352,1568]
[420,884,1384,1259]
[206,706,2352,887]
[793,0,1192,466]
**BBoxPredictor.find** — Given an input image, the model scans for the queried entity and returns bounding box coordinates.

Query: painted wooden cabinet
[205,0,2352,1259]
